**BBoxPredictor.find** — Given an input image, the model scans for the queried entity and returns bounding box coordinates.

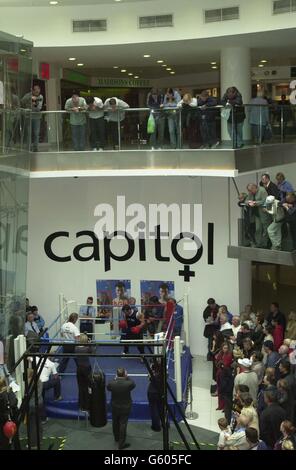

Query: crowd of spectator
[203,297,296,450]
[239,172,296,251]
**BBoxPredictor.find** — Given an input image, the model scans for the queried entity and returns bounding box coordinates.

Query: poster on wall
[96,279,131,316]
[140,280,175,306]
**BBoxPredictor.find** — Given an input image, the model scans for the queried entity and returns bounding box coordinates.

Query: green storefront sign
[96,77,150,88]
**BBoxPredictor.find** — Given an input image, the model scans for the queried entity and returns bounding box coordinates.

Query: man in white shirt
[24,311,40,337]
[85,96,105,151]
[234,358,258,402]
[58,313,80,374]
[104,97,129,149]
[35,357,62,401]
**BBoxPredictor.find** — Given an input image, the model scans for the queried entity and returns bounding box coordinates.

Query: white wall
[0,0,295,47]
[26,175,250,356]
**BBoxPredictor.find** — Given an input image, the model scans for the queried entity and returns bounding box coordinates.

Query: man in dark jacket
[266,302,286,331]
[197,90,218,148]
[259,173,281,199]
[107,368,136,450]
[259,388,286,449]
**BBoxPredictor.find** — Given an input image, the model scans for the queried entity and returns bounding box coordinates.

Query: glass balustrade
[2,104,294,153]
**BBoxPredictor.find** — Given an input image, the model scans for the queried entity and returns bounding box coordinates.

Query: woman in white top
[58,313,80,374]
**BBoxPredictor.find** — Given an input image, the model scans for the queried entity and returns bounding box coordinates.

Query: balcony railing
[1,104,295,155]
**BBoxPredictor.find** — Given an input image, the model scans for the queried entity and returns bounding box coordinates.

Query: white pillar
[220,47,251,142]
[174,336,182,402]
[45,64,62,147]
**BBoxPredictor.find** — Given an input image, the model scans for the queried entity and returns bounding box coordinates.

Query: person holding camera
[21,84,43,152]
[107,367,136,450]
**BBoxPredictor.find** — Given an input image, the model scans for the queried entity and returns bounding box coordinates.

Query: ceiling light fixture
[261,59,267,63]
[20,48,26,52]
[166,68,172,71]
[211,66,218,69]
[258,64,264,67]
[143,54,151,58]
[128,73,133,76]
[157,60,164,63]
[170,71,175,75]
[68,57,76,61]
[161,64,167,67]
[121,69,127,72]
[134,76,139,79]
[113,66,119,69]
[77,63,84,67]
[49,1,58,4]
[210,61,216,65]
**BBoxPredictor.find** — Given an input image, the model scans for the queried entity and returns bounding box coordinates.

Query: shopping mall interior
[1,0,296,454]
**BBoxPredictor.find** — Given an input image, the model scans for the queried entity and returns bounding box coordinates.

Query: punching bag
[88,371,107,427]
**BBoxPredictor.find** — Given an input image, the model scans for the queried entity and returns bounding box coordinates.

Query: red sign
[40,63,50,80]
[7,58,19,73]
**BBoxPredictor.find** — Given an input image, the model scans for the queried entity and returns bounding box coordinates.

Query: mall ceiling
[0,0,153,6]
[31,28,296,79]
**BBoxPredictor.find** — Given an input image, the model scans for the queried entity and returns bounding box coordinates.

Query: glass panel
[0,30,32,374]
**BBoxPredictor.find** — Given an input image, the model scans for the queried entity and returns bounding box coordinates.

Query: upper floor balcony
[1,104,296,177]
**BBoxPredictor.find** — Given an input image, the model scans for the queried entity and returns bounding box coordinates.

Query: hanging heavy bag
[147,112,156,134]
[88,360,107,427]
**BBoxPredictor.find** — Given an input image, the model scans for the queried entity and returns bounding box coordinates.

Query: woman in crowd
[215,342,233,411]
[221,86,246,148]
[239,304,256,329]
[210,330,225,396]
[162,88,181,149]
[285,310,296,340]
[273,318,284,351]
[0,377,18,450]
[251,351,265,384]
[274,420,296,450]
[239,393,259,434]
[75,333,93,411]
[242,337,255,359]
[277,379,295,422]
[257,368,276,415]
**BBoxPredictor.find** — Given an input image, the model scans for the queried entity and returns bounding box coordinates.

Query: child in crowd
[217,417,232,450]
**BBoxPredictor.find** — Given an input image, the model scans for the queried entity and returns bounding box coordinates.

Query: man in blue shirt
[275,172,294,201]
[263,340,280,369]
[79,296,96,338]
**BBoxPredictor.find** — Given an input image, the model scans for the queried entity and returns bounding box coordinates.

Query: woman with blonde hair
[285,311,296,340]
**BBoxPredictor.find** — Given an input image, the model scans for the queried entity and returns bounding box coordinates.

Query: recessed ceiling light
[128,73,133,76]
[114,0,121,2]
[20,48,26,52]
[166,68,172,71]
[143,54,151,58]
[170,72,175,75]
[157,60,164,63]
[121,69,127,72]
[68,57,76,61]
[210,61,216,65]
[77,63,84,67]
[49,1,58,4]
[211,66,218,69]
[261,60,267,63]
[134,76,139,79]
[161,64,167,67]
[113,66,119,69]
[258,64,264,67]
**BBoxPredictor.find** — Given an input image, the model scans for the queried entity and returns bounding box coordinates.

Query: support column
[45,64,62,148]
[220,47,251,142]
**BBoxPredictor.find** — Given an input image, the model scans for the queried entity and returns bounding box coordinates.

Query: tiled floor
[189,356,224,433]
